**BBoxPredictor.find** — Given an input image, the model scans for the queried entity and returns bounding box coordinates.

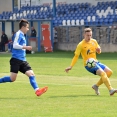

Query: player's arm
[13,42,32,51]
[96,47,101,54]
[65,55,78,73]
[65,44,81,73]
[13,35,23,49]
[22,46,32,51]
[95,40,101,54]
[13,35,32,51]
[13,42,32,50]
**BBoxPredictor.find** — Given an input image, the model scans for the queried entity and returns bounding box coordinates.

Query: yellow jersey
[74,38,100,66]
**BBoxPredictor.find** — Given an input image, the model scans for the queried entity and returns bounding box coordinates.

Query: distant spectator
[0,31,8,52]
[7,31,15,52]
[31,26,37,37]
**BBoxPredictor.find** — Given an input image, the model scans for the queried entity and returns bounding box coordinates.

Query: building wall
[38,0,117,6]
[57,43,117,52]
[19,0,117,6]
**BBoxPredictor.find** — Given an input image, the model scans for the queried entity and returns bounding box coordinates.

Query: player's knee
[10,76,16,82]
[11,79,16,82]
[100,71,107,76]
[100,72,108,82]
[106,70,113,78]
[25,70,35,77]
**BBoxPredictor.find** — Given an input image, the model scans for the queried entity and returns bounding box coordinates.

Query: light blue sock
[0,76,12,83]
[29,76,39,90]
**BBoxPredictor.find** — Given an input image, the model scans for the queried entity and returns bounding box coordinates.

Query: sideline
[0,52,11,54]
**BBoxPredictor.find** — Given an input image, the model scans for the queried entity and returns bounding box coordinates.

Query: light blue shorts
[85,62,106,75]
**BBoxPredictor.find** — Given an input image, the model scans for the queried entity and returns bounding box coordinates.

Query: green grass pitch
[0,51,117,117]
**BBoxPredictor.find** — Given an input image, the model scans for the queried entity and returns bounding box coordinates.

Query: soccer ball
[86,58,96,68]
[31,51,35,54]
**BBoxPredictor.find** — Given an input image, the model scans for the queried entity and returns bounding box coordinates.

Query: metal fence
[55,26,117,44]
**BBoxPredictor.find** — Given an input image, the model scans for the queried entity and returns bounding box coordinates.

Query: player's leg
[85,66,100,95]
[85,63,115,95]
[96,68,112,90]
[25,70,48,96]
[104,66,113,78]
[91,62,116,96]
[0,75,12,83]
[25,70,39,91]
[95,63,113,87]
[96,68,117,95]
[0,58,18,83]
[20,61,48,96]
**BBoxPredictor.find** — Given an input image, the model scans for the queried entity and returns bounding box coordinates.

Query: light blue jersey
[12,30,26,61]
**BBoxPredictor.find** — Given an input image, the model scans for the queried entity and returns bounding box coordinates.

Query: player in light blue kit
[0,19,48,96]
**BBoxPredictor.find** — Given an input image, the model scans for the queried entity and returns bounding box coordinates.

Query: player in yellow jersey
[65,28,117,96]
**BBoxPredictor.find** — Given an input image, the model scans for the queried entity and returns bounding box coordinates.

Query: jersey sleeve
[74,43,82,56]
[13,33,23,49]
[70,43,82,67]
[14,33,22,43]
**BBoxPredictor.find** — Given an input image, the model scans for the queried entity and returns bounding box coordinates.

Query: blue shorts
[85,62,106,75]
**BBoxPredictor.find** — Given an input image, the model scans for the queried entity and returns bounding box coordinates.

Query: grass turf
[0,51,117,117]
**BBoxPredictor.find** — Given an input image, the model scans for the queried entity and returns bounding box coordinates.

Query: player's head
[31,26,34,30]
[84,28,92,42]
[19,19,29,34]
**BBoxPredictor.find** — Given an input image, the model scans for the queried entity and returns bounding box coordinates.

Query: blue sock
[0,76,12,83]
[29,76,39,90]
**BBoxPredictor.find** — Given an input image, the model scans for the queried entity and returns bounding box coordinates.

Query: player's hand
[65,66,72,73]
[96,48,101,53]
[23,46,32,51]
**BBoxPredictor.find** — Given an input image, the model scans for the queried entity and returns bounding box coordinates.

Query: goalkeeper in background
[0,19,48,97]
[65,28,117,96]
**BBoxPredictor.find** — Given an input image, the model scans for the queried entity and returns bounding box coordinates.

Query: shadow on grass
[0,94,109,99]
[48,94,100,98]
[0,97,42,99]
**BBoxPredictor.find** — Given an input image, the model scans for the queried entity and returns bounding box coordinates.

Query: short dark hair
[19,19,29,29]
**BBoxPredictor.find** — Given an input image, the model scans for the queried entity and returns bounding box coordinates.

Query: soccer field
[0,51,117,117]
